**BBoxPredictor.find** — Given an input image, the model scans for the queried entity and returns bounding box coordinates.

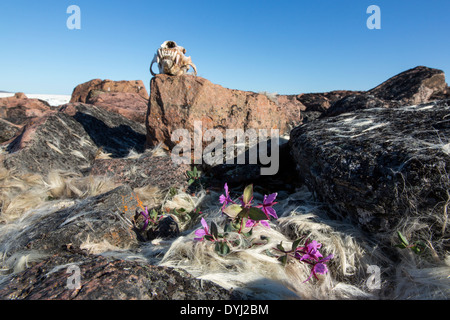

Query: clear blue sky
[0,0,449,95]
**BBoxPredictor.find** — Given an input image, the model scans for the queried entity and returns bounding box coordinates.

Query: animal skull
[150,41,197,76]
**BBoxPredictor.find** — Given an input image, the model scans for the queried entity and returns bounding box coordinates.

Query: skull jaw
[160,60,186,76]
[151,41,197,77]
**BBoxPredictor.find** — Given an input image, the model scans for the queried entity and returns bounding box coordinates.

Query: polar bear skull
[150,41,197,76]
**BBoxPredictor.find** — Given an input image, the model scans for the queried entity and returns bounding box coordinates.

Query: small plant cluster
[274,239,334,282]
[186,166,201,187]
[123,191,201,237]
[194,183,334,282]
[194,183,276,255]
[394,231,426,255]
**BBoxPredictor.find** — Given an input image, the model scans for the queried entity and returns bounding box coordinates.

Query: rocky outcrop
[70,79,149,103]
[0,92,54,126]
[322,94,388,118]
[322,66,448,118]
[0,185,140,257]
[86,91,148,124]
[367,66,447,105]
[90,149,190,190]
[290,100,450,237]
[60,103,146,157]
[0,118,21,143]
[2,111,96,174]
[297,90,362,113]
[146,74,303,149]
[0,252,243,300]
[2,103,147,175]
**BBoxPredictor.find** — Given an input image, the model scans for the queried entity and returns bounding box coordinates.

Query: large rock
[0,118,21,143]
[2,111,96,174]
[0,185,140,258]
[321,66,448,118]
[0,92,54,126]
[2,103,147,175]
[86,91,148,124]
[70,79,149,103]
[322,94,389,118]
[146,74,303,149]
[90,149,190,190]
[367,66,447,105]
[60,103,147,157]
[297,90,363,113]
[0,252,243,300]
[290,100,450,237]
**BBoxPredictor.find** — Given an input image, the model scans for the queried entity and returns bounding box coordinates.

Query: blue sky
[0,0,449,95]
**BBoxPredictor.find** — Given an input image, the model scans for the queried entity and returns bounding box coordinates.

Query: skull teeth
[159,49,179,61]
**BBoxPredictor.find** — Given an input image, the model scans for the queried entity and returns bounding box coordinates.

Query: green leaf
[247,207,268,221]
[411,241,426,254]
[292,238,302,251]
[224,222,233,233]
[277,242,285,252]
[238,208,249,219]
[215,242,230,256]
[278,255,287,266]
[188,178,195,185]
[394,243,407,249]
[223,204,243,219]
[411,246,422,254]
[214,242,221,254]
[204,235,215,242]
[243,229,253,237]
[221,242,230,256]
[397,231,409,246]
[210,221,219,239]
[242,184,253,205]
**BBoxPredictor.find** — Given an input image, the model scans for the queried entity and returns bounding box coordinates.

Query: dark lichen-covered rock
[89,150,190,190]
[322,94,388,118]
[297,90,362,113]
[367,66,447,105]
[2,103,147,175]
[0,118,21,143]
[2,111,97,174]
[0,252,243,300]
[60,103,146,157]
[0,185,140,257]
[290,100,450,238]
[147,216,180,241]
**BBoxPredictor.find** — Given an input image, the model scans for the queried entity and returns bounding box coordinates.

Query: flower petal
[194,229,206,241]
[260,220,270,228]
[265,206,278,219]
[313,263,329,275]
[264,193,278,205]
[246,219,256,228]
[200,217,209,231]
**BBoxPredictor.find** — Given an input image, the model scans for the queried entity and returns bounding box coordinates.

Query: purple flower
[304,254,334,282]
[194,218,210,241]
[296,240,323,262]
[255,193,278,219]
[246,219,270,229]
[219,183,233,208]
[139,207,150,230]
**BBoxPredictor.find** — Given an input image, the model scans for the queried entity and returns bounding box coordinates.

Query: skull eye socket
[166,41,177,48]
